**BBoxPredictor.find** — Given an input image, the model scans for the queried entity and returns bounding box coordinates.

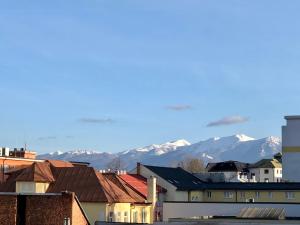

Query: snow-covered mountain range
[38,134,281,170]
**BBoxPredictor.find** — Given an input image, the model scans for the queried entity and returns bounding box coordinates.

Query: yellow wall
[80,202,152,224]
[130,205,152,224]
[204,190,236,202]
[35,182,50,193]
[196,190,300,203]
[16,181,49,193]
[81,202,107,225]
[190,191,204,201]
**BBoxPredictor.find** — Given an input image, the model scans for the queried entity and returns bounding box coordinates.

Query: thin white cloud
[37,136,57,141]
[78,118,115,124]
[166,105,192,111]
[207,115,249,127]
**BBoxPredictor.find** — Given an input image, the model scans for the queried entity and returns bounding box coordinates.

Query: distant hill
[38,134,281,170]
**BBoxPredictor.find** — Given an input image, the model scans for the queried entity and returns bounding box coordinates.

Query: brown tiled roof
[15,162,55,183]
[47,167,139,203]
[0,168,25,192]
[103,173,146,203]
[46,160,74,167]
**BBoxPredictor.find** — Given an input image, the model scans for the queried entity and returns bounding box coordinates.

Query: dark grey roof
[144,165,205,189]
[207,161,249,172]
[177,182,300,191]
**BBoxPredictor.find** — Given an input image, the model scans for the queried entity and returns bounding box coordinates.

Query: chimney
[147,176,156,203]
[137,162,141,175]
[147,176,157,223]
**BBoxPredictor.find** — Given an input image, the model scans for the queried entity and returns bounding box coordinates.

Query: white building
[248,157,282,182]
[282,115,300,182]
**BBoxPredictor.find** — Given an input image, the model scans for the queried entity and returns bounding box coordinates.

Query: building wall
[25,192,89,225]
[282,118,300,182]
[189,190,300,203]
[72,199,93,225]
[0,195,17,225]
[163,202,300,221]
[16,181,49,193]
[80,202,152,224]
[81,202,107,225]
[0,193,89,225]
[138,165,188,201]
[130,205,151,224]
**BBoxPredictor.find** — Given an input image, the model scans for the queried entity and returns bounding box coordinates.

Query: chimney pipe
[137,162,141,175]
[147,176,157,223]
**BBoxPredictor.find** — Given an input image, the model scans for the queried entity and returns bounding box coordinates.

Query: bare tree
[106,157,126,172]
[178,157,205,173]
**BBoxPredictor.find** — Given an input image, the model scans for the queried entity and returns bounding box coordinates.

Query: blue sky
[1,0,300,153]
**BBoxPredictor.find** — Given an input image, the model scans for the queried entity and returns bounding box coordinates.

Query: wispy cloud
[207,115,249,127]
[65,135,74,139]
[37,136,57,141]
[166,104,192,111]
[78,118,115,124]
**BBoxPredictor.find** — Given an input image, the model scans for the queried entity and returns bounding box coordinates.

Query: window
[108,212,113,222]
[133,211,138,223]
[224,191,233,199]
[63,218,70,225]
[207,191,212,199]
[240,192,245,199]
[255,192,260,199]
[264,169,269,174]
[142,208,147,223]
[117,212,121,222]
[268,192,273,199]
[286,192,295,200]
[124,212,128,222]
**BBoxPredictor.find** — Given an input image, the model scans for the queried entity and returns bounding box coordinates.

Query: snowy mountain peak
[234,134,255,142]
[38,134,281,170]
[49,151,64,156]
[168,139,191,146]
[265,136,281,144]
[66,149,102,155]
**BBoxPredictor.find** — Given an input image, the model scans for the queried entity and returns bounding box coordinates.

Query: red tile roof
[119,174,166,198]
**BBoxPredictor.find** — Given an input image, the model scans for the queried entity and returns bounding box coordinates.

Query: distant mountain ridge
[38,134,281,170]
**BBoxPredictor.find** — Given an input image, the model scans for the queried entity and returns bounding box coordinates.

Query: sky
[1,0,300,154]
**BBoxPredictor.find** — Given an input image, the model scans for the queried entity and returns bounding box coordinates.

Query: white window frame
[207,191,212,199]
[142,208,147,223]
[224,191,233,199]
[286,192,295,200]
[124,212,128,222]
[255,192,260,199]
[268,192,273,199]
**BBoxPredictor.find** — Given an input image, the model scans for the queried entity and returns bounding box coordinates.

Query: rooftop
[144,165,204,189]
[207,161,249,172]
